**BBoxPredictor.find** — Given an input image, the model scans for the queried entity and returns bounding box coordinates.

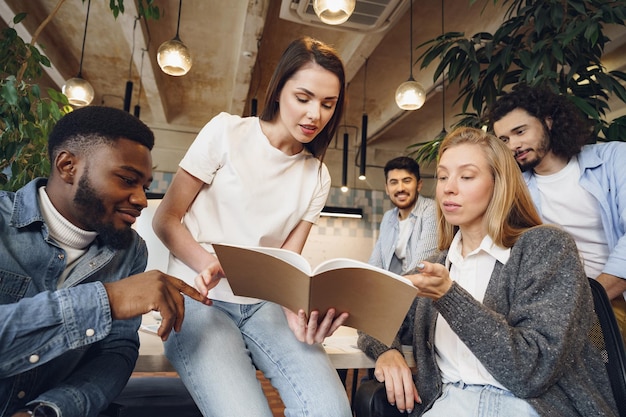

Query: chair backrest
[588,278,626,417]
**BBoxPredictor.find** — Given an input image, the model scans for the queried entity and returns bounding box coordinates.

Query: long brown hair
[436,127,542,250]
[259,36,346,161]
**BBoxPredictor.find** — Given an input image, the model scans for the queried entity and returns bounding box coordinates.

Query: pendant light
[359,59,368,181]
[62,0,94,107]
[134,48,146,118]
[124,17,139,113]
[341,132,349,192]
[395,0,426,110]
[157,0,192,76]
[313,0,356,25]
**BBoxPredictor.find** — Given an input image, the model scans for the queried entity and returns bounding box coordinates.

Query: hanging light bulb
[313,0,356,25]
[396,77,426,110]
[62,0,94,107]
[395,0,426,110]
[63,77,94,107]
[157,0,192,76]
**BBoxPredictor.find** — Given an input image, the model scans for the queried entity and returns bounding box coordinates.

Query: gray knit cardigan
[357,226,618,416]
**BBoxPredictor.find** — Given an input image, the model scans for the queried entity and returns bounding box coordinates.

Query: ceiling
[2,0,626,193]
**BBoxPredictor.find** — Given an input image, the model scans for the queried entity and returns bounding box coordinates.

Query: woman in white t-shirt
[152,37,352,416]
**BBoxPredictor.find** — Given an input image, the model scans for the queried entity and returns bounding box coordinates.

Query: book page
[310,268,417,346]
[213,243,312,313]
[215,243,313,275]
[313,258,413,285]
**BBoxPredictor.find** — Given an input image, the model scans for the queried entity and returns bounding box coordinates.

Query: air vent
[279,0,407,33]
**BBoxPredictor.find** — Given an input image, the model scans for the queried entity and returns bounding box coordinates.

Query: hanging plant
[408,0,626,163]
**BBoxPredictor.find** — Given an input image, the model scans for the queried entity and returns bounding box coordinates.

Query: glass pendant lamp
[395,0,426,110]
[157,0,192,76]
[62,0,94,107]
[313,0,356,25]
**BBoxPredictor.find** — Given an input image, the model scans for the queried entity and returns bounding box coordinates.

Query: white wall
[133,199,377,274]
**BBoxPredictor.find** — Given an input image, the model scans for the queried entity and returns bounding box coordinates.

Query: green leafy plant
[0,12,70,191]
[407,0,626,163]
[0,0,160,191]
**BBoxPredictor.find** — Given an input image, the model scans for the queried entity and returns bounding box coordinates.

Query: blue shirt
[369,195,438,274]
[0,179,146,417]
[524,141,626,280]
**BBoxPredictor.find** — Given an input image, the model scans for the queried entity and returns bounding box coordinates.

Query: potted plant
[0,0,159,191]
[408,0,626,163]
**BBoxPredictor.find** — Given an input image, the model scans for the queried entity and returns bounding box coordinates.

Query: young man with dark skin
[489,84,626,343]
[0,106,208,417]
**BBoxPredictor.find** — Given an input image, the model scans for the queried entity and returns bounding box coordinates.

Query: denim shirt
[368,195,438,274]
[0,179,147,417]
[523,142,626,281]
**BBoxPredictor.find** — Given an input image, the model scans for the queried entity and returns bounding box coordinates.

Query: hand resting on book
[283,306,350,344]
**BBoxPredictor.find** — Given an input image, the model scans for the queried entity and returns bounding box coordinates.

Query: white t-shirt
[536,157,609,278]
[167,112,331,303]
[394,216,412,261]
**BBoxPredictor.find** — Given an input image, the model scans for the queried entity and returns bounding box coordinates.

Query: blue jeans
[164,299,352,417]
[423,382,539,417]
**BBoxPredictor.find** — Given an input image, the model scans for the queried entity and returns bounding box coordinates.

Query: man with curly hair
[489,84,626,343]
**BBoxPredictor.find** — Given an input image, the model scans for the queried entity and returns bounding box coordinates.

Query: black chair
[99,377,202,417]
[588,278,626,417]
[354,278,626,417]
[354,372,404,417]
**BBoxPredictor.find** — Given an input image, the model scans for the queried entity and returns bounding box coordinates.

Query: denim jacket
[0,179,147,417]
[368,195,438,274]
[523,142,626,281]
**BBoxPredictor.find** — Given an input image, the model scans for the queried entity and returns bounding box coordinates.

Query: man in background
[1,106,208,417]
[369,156,438,275]
[357,156,438,411]
[490,84,626,343]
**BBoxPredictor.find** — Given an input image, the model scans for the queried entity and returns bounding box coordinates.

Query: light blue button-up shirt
[524,141,626,281]
[369,195,438,274]
[0,179,146,417]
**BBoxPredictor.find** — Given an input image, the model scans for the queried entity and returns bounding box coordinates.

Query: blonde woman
[358,127,617,416]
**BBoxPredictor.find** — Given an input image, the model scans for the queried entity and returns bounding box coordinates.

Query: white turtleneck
[38,186,98,288]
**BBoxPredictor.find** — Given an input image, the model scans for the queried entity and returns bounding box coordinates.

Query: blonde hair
[436,127,542,250]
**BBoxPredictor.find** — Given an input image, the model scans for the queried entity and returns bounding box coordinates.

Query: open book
[213,243,418,346]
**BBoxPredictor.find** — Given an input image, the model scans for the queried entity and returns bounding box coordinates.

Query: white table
[136,313,375,372]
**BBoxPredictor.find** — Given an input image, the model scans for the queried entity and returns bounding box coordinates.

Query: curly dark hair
[488,84,593,160]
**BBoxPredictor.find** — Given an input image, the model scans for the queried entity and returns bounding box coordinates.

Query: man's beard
[393,193,417,210]
[74,173,133,250]
[518,157,541,172]
[517,126,551,172]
